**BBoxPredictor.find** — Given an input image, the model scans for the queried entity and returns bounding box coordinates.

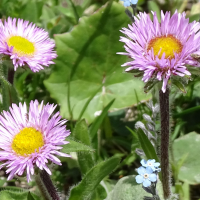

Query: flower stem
[0,62,10,111]
[36,170,60,200]
[159,88,171,199]
[8,68,14,85]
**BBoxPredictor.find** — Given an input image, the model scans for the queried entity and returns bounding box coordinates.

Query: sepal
[187,65,200,77]
[142,185,154,195]
[144,79,159,93]
[171,76,186,93]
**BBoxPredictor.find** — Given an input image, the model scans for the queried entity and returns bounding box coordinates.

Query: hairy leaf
[44,2,151,123]
[68,156,120,200]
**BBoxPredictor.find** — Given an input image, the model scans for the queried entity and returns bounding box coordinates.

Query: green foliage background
[0,0,200,200]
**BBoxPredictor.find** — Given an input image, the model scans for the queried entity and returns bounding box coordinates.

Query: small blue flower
[131,0,138,4]
[124,0,131,7]
[135,166,157,187]
[120,0,138,7]
[141,159,160,171]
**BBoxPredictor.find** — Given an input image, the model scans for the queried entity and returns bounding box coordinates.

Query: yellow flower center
[147,35,183,59]
[7,36,35,57]
[12,127,44,156]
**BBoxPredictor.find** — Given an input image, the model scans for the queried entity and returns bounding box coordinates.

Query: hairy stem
[0,62,10,111]
[159,88,171,199]
[36,170,60,200]
[8,68,14,85]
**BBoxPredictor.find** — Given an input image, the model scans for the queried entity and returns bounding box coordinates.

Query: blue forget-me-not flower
[135,166,157,187]
[141,159,161,172]
[120,0,138,7]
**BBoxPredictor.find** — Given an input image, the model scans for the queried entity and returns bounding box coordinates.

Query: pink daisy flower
[0,100,70,182]
[0,17,57,72]
[118,11,200,92]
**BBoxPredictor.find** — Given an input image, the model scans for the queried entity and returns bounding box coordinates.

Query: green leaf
[190,2,200,16]
[73,120,94,174]
[20,0,44,23]
[189,14,200,22]
[73,119,91,146]
[44,2,151,123]
[174,106,200,117]
[106,175,164,200]
[0,74,19,103]
[171,121,186,141]
[105,175,150,200]
[148,1,161,22]
[0,186,25,192]
[137,128,161,180]
[138,0,145,6]
[73,120,106,199]
[187,66,200,76]
[14,71,29,97]
[173,132,200,184]
[126,126,138,140]
[0,190,40,200]
[0,191,11,200]
[172,153,188,182]
[68,156,120,200]
[0,178,6,187]
[182,182,190,200]
[172,78,186,93]
[76,151,94,175]
[57,6,78,25]
[103,115,112,139]
[82,0,93,9]
[90,185,107,200]
[178,0,188,13]
[0,62,19,111]
[27,192,35,200]
[61,138,94,154]
[78,87,101,121]
[137,128,159,162]
[89,99,115,139]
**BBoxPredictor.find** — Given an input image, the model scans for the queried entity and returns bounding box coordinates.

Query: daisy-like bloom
[135,166,157,187]
[0,100,70,182]
[118,11,200,92]
[0,17,57,72]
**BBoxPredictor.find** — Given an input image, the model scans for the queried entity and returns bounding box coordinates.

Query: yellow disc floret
[12,127,44,156]
[147,35,183,59]
[7,36,35,57]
